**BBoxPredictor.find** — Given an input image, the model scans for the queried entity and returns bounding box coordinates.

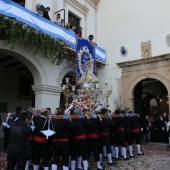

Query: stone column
[122,71,129,108]
[128,98,134,112]
[32,85,62,113]
[167,96,170,114]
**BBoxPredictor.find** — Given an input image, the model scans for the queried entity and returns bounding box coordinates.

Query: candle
[65,78,70,83]
[71,85,75,91]
[62,85,66,90]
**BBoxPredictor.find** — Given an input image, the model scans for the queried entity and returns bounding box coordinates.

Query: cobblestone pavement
[0,142,170,170]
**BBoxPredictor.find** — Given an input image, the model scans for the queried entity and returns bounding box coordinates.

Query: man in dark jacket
[70,108,91,170]
[3,106,23,152]
[43,7,51,21]
[32,108,50,170]
[113,109,128,160]
[51,107,72,170]
[98,108,115,165]
[7,112,32,170]
[86,109,103,169]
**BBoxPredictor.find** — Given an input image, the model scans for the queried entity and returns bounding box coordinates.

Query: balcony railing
[0,0,106,63]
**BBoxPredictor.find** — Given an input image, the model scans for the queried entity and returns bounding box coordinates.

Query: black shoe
[108,162,113,165]
[123,157,129,160]
[103,156,107,159]
[130,155,134,158]
[108,161,118,166]
[112,162,117,165]
[97,168,103,170]
[114,157,120,161]
[138,153,144,155]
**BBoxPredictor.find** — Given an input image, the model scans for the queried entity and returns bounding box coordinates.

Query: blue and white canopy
[0,0,76,49]
[95,46,106,63]
[0,0,106,63]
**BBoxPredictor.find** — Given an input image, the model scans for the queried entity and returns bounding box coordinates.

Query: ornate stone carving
[63,0,67,7]
[85,0,100,8]
[32,85,63,95]
[117,53,170,113]
[141,40,152,58]
[65,0,89,14]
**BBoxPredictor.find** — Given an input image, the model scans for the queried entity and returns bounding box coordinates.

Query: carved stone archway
[117,54,170,113]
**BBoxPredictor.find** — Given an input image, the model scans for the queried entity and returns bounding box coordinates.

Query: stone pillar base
[32,85,62,113]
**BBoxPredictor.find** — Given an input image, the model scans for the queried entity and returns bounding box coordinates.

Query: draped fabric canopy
[0,0,106,63]
[0,0,76,49]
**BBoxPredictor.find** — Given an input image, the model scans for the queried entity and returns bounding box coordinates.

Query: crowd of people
[2,105,170,170]
[1,105,148,170]
[42,7,83,39]
[141,113,170,145]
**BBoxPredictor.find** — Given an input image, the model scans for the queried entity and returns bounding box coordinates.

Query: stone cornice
[117,54,170,68]
[85,0,100,8]
[32,85,63,95]
[65,0,89,14]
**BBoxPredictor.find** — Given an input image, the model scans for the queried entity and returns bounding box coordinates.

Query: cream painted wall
[97,0,170,61]
[96,0,170,111]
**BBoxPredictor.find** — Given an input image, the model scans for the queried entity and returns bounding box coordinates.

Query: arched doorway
[0,53,35,111]
[134,78,168,117]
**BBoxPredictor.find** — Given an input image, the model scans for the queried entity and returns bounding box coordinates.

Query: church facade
[96,0,170,116]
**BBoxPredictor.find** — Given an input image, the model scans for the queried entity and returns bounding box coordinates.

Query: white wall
[96,0,170,111]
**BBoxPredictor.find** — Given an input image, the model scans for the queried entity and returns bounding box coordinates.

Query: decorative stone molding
[117,53,170,112]
[56,64,75,87]
[64,0,89,14]
[117,53,170,68]
[85,0,100,8]
[32,85,63,96]
[141,40,152,58]
[63,0,67,7]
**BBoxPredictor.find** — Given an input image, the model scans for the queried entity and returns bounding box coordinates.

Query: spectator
[71,26,76,33]
[7,112,32,170]
[55,108,60,115]
[42,7,51,21]
[77,27,83,38]
[60,19,65,27]
[89,34,94,42]
[47,107,51,114]
[163,112,168,143]
[88,34,97,46]
[166,115,170,147]
[54,13,61,25]
[65,23,71,30]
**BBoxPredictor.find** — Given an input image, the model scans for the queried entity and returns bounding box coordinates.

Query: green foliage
[0,15,68,65]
